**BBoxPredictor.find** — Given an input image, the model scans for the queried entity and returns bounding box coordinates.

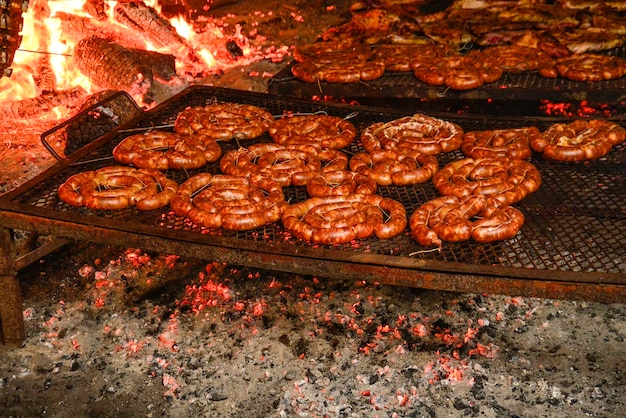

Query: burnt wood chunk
[113,1,199,63]
[55,12,148,51]
[0,87,87,121]
[82,0,108,21]
[128,48,178,82]
[73,35,153,100]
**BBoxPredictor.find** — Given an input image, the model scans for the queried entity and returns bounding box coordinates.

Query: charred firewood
[0,87,87,122]
[73,35,153,102]
[82,0,108,21]
[128,48,177,82]
[55,12,147,51]
[27,1,56,94]
[113,1,200,63]
[34,55,57,94]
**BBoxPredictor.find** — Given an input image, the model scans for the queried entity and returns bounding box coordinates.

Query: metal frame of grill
[1,86,625,346]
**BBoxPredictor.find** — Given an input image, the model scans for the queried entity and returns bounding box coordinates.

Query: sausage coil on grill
[530,119,626,162]
[433,157,541,205]
[291,149,350,186]
[220,143,323,187]
[268,114,357,150]
[409,195,525,246]
[291,41,384,83]
[360,113,464,157]
[372,43,444,73]
[281,194,407,245]
[58,166,178,211]
[469,45,554,74]
[291,57,386,84]
[113,131,222,170]
[409,44,462,73]
[293,40,374,63]
[169,173,287,231]
[538,53,626,81]
[349,150,439,186]
[173,102,275,140]
[461,127,538,160]
[413,55,503,90]
[305,170,377,197]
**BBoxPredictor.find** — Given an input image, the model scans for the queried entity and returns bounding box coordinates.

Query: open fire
[0,0,290,124]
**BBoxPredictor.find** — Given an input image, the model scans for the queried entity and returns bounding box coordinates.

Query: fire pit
[1,0,624,340]
[0,85,624,347]
[0,2,625,417]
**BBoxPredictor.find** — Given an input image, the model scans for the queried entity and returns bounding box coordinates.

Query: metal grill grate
[269,46,626,106]
[2,86,625,300]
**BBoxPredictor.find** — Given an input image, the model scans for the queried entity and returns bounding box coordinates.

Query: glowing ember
[540,99,624,118]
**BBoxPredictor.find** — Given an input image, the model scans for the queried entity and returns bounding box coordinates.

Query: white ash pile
[0,244,624,417]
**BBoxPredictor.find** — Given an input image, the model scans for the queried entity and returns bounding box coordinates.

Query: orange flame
[0,0,265,120]
[1,1,99,104]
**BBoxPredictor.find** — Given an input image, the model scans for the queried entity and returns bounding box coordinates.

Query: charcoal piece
[62,107,119,156]
[226,40,244,59]
[61,90,141,156]
[73,35,153,100]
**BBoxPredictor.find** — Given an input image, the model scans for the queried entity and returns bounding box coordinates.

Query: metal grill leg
[0,275,24,346]
[0,227,24,347]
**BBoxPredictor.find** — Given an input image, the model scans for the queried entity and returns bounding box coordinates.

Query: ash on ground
[1,243,624,417]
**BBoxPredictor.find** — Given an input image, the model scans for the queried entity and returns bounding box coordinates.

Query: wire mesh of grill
[269,45,626,105]
[12,86,626,281]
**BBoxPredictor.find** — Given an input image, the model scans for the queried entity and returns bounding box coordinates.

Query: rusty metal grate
[268,46,626,106]
[1,86,625,301]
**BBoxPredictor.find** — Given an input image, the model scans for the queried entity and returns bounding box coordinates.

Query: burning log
[0,87,87,122]
[34,55,57,94]
[73,35,154,102]
[28,1,56,94]
[82,0,107,21]
[113,1,200,66]
[55,12,148,51]
[128,48,177,82]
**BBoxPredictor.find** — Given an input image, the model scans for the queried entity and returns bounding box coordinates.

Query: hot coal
[5,241,622,417]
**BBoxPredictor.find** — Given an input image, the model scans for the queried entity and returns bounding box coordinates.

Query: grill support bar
[0,227,25,347]
[2,208,625,347]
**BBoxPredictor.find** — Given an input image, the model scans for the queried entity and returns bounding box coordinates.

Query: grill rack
[268,46,626,108]
[1,86,625,344]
